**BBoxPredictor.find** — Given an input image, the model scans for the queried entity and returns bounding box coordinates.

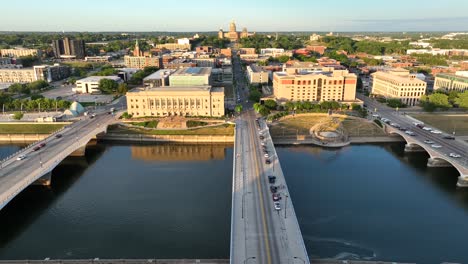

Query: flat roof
[77,76,121,83]
[129,85,214,93]
[143,69,175,81]
[249,64,266,73]
[437,73,468,84]
[172,67,212,76]
[274,70,333,77]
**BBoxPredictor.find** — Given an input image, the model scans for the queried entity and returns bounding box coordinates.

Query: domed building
[218,21,249,42]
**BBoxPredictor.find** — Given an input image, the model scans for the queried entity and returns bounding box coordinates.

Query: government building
[126,67,225,117]
[371,68,427,106]
[218,21,249,42]
[273,68,357,103]
[434,73,468,92]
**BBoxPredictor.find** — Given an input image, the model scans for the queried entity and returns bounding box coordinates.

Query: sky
[1,0,468,32]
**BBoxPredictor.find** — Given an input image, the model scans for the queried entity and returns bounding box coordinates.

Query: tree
[235,104,243,113]
[8,83,24,94]
[98,79,118,94]
[427,93,451,109]
[121,112,132,119]
[12,112,23,120]
[117,83,128,95]
[249,90,262,102]
[264,100,277,110]
[386,98,405,108]
[351,103,362,111]
[27,80,49,91]
[455,91,468,108]
[257,105,270,116]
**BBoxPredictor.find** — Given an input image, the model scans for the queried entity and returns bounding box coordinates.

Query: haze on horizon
[1,0,468,32]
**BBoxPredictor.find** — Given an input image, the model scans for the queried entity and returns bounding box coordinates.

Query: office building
[143,69,175,88]
[434,73,468,92]
[1,48,41,58]
[246,64,269,84]
[126,86,224,117]
[73,76,122,94]
[371,68,427,106]
[52,38,86,59]
[169,67,211,86]
[155,43,191,51]
[196,46,214,54]
[273,69,357,103]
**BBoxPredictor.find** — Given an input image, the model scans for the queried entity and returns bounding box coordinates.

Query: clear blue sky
[1,0,468,32]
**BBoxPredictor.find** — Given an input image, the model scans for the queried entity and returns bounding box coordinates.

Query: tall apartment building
[1,48,41,58]
[52,38,86,59]
[246,64,269,84]
[434,73,468,92]
[273,68,357,103]
[371,68,427,106]
[124,56,162,69]
[0,64,70,83]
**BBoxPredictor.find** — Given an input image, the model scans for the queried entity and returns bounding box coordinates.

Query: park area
[411,114,468,136]
[0,123,65,134]
[269,114,386,138]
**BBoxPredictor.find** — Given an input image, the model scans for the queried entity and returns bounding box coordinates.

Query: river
[0,142,467,263]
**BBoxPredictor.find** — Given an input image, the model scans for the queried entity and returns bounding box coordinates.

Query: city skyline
[1,0,468,32]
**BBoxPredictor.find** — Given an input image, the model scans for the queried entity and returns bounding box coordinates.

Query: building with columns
[218,21,250,41]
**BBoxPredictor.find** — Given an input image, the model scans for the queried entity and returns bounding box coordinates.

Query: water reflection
[130,143,229,161]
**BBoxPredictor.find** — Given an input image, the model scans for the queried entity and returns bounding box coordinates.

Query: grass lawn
[131,120,159,128]
[0,123,65,134]
[109,124,234,136]
[187,120,208,128]
[269,114,386,137]
[411,114,468,136]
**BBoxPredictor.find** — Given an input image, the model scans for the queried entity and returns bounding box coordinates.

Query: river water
[0,142,467,263]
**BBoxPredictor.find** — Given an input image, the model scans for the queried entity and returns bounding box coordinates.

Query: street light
[244,256,256,264]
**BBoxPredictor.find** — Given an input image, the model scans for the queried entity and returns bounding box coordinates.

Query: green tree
[98,79,118,94]
[386,98,405,108]
[257,105,270,116]
[235,104,243,113]
[455,91,468,108]
[351,103,362,111]
[277,55,290,63]
[27,80,49,91]
[249,90,262,102]
[117,83,128,95]
[264,100,277,110]
[8,83,24,94]
[12,112,23,120]
[428,93,451,108]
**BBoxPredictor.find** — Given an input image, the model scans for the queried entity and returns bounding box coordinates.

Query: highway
[231,54,309,263]
[0,111,119,210]
[358,94,468,169]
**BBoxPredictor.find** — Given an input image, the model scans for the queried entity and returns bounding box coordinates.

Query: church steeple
[133,39,142,56]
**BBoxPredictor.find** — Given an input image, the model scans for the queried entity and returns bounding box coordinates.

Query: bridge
[0,112,119,210]
[358,94,468,187]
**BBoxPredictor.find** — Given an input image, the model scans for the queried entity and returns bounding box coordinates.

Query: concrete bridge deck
[0,112,118,211]
[0,260,418,264]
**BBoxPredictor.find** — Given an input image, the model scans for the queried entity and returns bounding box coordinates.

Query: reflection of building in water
[131,144,227,161]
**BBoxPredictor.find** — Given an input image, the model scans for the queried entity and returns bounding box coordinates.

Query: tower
[133,39,142,57]
[229,21,237,33]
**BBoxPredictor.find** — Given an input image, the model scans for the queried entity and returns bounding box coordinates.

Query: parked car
[443,135,455,140]
[422,127,432,131]
[17,154,26,160]
[33,146,40,151]
[270,186,278,193]
[274,202,281,210]
[39,143,46,148]
[268,175,276,184]
[265,159,271,164]
[272,193,281,201]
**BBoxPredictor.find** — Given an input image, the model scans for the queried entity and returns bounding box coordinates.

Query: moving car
[443,135,455,140]
[33,146,40,151]
[268,175,276,184]
[405,131,416,136]
[274,202,281,211]
[17,154,26,161]
[270,185,278,193]
[431,130,442,134]
[449,153,461,158]
[39,143,46,148]
[265,159,271,164]
[272,193,281,201]
[431,144,442,148]
[423,140,434,144]
[264,153,269,158]
[55,134,62,139]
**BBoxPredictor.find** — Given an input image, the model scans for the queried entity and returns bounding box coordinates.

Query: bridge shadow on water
[0,144,107,249]
[382,142,468,211]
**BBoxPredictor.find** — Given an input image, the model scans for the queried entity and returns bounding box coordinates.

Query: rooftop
[249,64,267,73]
[437,73,468,84]
[129,85,213,93]
[172,67,212,76]
[77,76,122,83]
[143,69,175,81]
[373,71,426,84]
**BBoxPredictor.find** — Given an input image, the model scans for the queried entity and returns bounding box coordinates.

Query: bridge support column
[69,145,86,157]
[404,143,425,152]
[457,175,468,187]
[33,172,52,186]
[427,158,453,168]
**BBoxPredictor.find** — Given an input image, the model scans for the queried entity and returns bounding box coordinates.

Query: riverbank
[0,122,68,134]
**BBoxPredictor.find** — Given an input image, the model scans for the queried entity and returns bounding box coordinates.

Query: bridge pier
[457,176,468,187]
[69,145,86,157]
[33,172,52,186]
[404,143,425,152]
[427,158,454,168]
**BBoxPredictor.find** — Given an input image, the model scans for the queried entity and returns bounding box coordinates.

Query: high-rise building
[52,38,86,59]
[273,68,357,103]
[371,68,427,106]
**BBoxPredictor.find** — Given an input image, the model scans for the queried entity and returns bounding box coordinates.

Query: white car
[405,131,416,136]
[16,154,26,161]
[423,140,434,144]
[422,127,432,131]
[431,130,442,134]
[264,153,269,158]
[449,153,461,158]
[431,144,442,148]
[372,114,380,118]
[274,202,281,210]
[413,122,423,126]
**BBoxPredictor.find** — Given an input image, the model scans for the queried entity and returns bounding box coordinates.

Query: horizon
[1,0,468,32]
